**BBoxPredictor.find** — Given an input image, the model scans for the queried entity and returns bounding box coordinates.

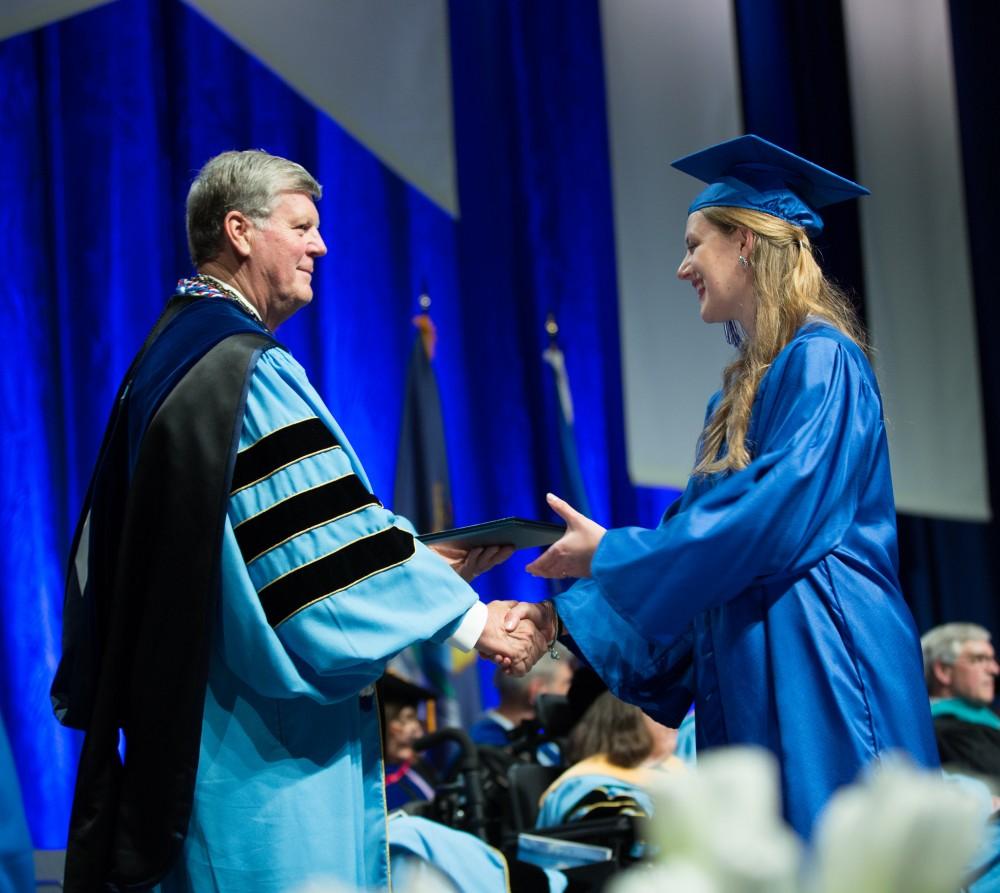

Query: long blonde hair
[694,206,868,475]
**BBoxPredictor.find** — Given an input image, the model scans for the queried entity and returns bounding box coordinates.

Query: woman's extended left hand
[428,544,515,582]
[525,493,606,580]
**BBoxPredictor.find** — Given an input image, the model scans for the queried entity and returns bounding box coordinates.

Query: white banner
[185,0,458,217]
[843,0,989,520]
[0,0,114,40]
[600,0,744,490]
[0,0,458,216]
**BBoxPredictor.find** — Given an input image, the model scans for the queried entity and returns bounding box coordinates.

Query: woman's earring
[738,255,750,269]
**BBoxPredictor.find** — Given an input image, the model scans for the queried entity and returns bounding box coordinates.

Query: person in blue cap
[509,135,940,839]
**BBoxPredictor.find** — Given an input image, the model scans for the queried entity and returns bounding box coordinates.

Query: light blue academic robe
[535,774,654,829]
[389,815,568,893]
[942,774,1000,892]
[158,348,477,892]
[0,713,34,893]
[557,322,938,839]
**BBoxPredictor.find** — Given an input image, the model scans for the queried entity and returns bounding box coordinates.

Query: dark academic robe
[53,293,478,892]
[932,699,1000,778]
[52,294,275,891]
[556,321,939,839]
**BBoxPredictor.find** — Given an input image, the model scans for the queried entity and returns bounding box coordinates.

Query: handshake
[431,541,565,677]
[475,599,560,676]
[432,493,608,675]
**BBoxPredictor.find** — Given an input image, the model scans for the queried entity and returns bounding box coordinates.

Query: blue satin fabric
[557,321,939,838]
[688,178,824,235]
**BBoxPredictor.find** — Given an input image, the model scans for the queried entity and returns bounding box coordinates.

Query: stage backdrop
[0,0,671,846]
[1,0,998,849]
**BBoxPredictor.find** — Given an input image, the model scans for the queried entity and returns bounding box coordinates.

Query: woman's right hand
[525,493,606,580]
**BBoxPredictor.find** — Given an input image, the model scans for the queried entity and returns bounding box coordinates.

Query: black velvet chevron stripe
[231,417,339,493]
[567,790,648,821]
[234,475,381,564]
[259,525,415,627]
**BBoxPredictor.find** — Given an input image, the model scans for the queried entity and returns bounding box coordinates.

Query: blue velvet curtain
[942,0,1000,628]
[5,0,996,851]
[732,0,1000,634]
[0,0,672,845]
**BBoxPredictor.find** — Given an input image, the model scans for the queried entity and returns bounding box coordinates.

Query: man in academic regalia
[922,623,1000,778]
[51,149,547,893]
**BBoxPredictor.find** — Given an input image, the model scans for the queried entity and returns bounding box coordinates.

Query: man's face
[538,661,574,698]
[529,661,575,708]
[246,191,327,326]
[939,639,999,705]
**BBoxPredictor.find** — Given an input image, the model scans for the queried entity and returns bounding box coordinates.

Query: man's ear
[931,660,953,692]
[223,210,254,259]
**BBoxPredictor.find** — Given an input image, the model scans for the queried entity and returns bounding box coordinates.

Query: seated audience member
[921,622,1000,777]
[535,691,684,829]
[380,673,440,811]
[470,645,573,752]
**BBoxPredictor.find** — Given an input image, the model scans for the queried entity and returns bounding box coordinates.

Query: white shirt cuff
[447,600,488,652]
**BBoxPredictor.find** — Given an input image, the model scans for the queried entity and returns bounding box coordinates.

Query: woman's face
[677,211,755,333]
[386,706,424,764]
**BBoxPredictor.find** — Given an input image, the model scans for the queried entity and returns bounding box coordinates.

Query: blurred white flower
[288,879,355,893]
[288,862,456,893]
[391,858,456,893]
[609,859,721,893]
[611,747,984,893]
[809,755,984,893]
[646,747,801,893]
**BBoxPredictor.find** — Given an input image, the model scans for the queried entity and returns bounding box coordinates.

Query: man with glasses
[921,622,1000,777]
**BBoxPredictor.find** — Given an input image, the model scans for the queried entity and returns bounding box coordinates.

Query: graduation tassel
[724,319,745,348]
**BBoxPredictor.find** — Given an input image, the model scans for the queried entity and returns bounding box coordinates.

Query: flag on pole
[393,304,453,535]
[389,295,480,730]
[542,313,592,518]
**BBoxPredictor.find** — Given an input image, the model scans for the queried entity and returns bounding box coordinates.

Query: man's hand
[429,544,515,583]
[502,599,560,646]
[524,493,606,579]
[476,600,547,676]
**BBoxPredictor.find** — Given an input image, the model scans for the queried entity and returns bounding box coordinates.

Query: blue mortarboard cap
[671,134,869,236]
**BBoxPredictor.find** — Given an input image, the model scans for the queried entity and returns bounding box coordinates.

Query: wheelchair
[403,694,646,892]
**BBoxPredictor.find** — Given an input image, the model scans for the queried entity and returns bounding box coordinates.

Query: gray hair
[920,622,991,690]
[494,643,569,702]
[186,149,322,266]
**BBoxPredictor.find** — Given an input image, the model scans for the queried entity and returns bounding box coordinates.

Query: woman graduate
[511,135,939,839]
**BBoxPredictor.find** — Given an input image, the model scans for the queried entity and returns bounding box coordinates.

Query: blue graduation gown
[157,348,477,892]
[556,322,938,838]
